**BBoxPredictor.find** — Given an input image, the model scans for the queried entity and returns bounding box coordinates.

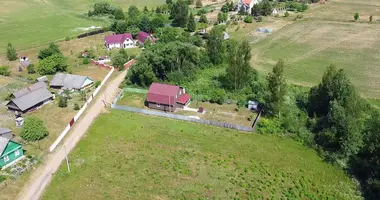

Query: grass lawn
[117,92,146,108]
[0,0,165,54]
[42,110,361,199]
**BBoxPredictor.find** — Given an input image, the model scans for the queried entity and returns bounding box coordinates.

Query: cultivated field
[247,0,380,98]
[0,0,165,54]
[42,111,361,200]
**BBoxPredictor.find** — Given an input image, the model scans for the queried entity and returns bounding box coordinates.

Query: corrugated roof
[177,94,191,104]
[7,87,53,112]
[0,137,10,156]
[147,83,179,105]
[104,33,133,45]
[50,73,93,90]
[13,82,47,98]
[0,128,11,136]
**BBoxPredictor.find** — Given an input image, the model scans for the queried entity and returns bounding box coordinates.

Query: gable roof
[7,87,53,112]
[147,83,180,105]
[0,128,12,139]
[104,33,133,45]
[13,82,47,98]
[50,73,93,90]
[243,0,252,5]
[138,31,156,43]
[0,137,9,157]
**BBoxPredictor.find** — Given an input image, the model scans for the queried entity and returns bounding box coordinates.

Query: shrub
[257,16,263,22]
[210,88,226,104]
[20,117,49,141]
[256,118,282,134]
[27,64,36,74]
[0,66,11,76]
[354,12,359,21]
[6,43,17,61]
[244,16,253,23]
[95,80,101,88]
[284,11,289,17]
[37,53,68,75]
[58,96,68,108]
[65,36,70,41]
[74,103,80,110]
[83,57,90,64]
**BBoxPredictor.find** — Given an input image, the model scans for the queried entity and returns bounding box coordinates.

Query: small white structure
[248,100,259,111]
[104,33,135,50]
[272,8,278,15]
[15,117,24,128]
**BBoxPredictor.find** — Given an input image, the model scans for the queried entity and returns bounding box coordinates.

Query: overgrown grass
[42,110,362,200]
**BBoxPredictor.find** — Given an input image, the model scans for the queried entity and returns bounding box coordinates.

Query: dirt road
[18,70,127,200]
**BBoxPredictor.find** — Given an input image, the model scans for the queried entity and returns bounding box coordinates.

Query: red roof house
[104,33,134,50]
[146,83,191,112]
[137,31,156,45]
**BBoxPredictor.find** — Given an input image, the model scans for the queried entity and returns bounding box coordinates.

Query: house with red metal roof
[238,0,262,14]
[137,31,156,46]
[146,83,191,112]
[104,33,135,50]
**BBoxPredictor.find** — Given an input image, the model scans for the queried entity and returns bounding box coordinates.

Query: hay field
[251,0,380,98]
[0,0,164,55]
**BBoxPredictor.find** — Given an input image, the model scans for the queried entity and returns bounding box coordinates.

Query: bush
[27,64,36,74]
[284,11,289,17]
[95,80,101,88]
[58,96,68,108]
[244,16,253,23]
[83,57,90,64]
[65,36,70,41]
[210,88,226,104]
[0,66,11,76]
[6,43,17,61]
[257,16,263,22]
[20,117,49,141]
[74,103,80,110]
[256,118,282,134]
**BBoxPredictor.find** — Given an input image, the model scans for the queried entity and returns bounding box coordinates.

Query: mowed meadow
[251,0,380,98]
[42,111,361,200]
[0,0,165,54]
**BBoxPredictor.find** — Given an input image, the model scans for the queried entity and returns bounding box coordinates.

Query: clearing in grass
[42,110,361,199]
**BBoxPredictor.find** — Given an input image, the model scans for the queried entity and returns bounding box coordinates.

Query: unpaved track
[18,70,127,200]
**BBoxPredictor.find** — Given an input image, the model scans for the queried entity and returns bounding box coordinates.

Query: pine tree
[187,13,196,32]
[266,60,287,117]
[6,43,17,61]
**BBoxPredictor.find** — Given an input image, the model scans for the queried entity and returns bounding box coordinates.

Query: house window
[4,155,9,163]
[157,103,160,107]
[15,150,20,157]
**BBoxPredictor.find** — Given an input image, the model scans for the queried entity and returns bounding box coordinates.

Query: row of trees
[88,2,125,20]
[37,44,68,75]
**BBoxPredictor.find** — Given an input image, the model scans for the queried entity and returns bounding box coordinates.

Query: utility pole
[64,145,70,173]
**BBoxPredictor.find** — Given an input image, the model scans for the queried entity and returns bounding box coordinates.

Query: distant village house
[104,33,134,50]
[146,83,191,112]
[137,31,156,46]
[50,73,93,91]
[0,128,24,169]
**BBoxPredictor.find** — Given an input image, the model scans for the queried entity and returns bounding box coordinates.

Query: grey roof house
[0,128,24,169]
[6,82,53,113]
[50,73,93,90]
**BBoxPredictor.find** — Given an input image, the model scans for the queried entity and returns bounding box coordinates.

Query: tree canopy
[170,0,189,27]
[207,26,226,65]
[37,53,68,75]
[38,43,61,60]
[265,60,287,117]
[21,117,49,141]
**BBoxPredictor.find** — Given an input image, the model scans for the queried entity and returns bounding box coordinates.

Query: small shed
[272,8,278,15]
[248,100,259,111]
[36,76,48,83]
[223,32,230,40]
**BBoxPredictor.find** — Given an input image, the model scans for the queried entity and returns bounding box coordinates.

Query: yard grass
[236,0,380,98]
[42,110,361,199]
[0,0,165,55]
[117,92,146,108]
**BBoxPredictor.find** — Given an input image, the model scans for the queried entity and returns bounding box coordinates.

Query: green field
[248,0,380,98]
[42,111,361,199]
[0,0,165,54]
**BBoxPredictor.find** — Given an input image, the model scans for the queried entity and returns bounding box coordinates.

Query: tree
[139,15,152,33]
[156,6,162,13]
[244,15,253,23]
[74,103,80,110]
[79,90,87,101]
[266,60,287,117]
[6,43,17,61]
[157,27,179,43]
[217,12,228,23]
[206,26,225,65]
[37,53,68,75]
[143,6,149,13]
[199,14,208,23]
[38,43,61,60]
[151,15,165,33]
[369,15,373,22]
[58,96,68,108]
[221,4,229,13]
[225,40,255,90]
[166,0,173,5]
[110,20,128,34]
[261,0,272,16]
[196,0,202,8]
[188,0,194,5]
[354,12,359,21]
[187,13,196,32]
[284,11,289,17]
[171,0,189,27]
[20,117,49,141]
[113,8,125,20]
[251,4,262,17]
[128,5,140,23]
[27,64,36,74]
[93,2,111,15]
[112,48,129,70]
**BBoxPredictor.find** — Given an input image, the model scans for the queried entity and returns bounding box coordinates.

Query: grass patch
[42,110,361,200]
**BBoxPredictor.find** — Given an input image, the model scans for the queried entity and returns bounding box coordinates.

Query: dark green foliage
[225,40,256,91]
[95,81,101,88]
[151,15,165,33]
[221,4,229,13]
[217,12,228,23]
[90,2,124,19]
[286,2,308,12]
[112,48,129,70]
[171,0,189,27]
[58,96,68,108]
[20,117,49,141]
[83,57,90,64]
[74,103,80,110]
[38,43,61,60]
[261,0,272,16]
[157,27,179,43]
[113,8,125,20]
[284,11,289,17]
[244,15,253,23]
[0,66,10,76]
[354,12,359,21]
[156,6,162,13]
[143,6,149,13]
[37,53,68,75]
[110,20,128,34]
[166,0,173,5]
[210,88,226,104]
[251,4,262,17]
[6,43,17,61]
[27,64,36,74]
[199,14,208,23]
[139,15,152,33]
[187,0,194,5]
[195,0,202,8]
[265,60,287,117]
[207,26,225,65]
[187,13,196,32]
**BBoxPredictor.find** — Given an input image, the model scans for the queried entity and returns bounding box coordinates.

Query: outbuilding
[50,73,93,91]
[146,83,191,112]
